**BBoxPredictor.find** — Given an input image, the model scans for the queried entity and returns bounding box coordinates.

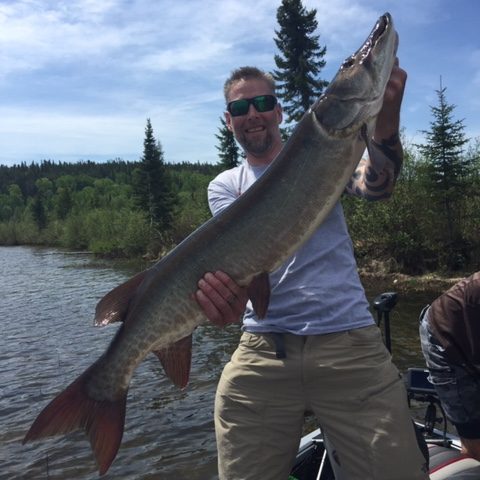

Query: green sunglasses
[227,95,277,117]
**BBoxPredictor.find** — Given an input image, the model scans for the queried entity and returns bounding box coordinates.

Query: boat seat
[429,444,480,479]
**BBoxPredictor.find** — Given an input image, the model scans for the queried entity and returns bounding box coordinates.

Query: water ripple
[1,246,239,480]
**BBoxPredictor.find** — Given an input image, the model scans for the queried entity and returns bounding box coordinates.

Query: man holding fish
[195,21,429,480]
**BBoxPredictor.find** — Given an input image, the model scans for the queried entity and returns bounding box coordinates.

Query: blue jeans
[419,307,480,437]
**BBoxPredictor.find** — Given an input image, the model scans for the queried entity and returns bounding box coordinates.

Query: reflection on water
[0,246,447,479]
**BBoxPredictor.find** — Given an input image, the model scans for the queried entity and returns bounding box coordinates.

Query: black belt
[268,333,286,359]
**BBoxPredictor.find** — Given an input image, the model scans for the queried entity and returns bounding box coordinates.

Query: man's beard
[242,132,274,157]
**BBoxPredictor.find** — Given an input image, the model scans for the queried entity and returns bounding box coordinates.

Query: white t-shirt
[208,162,374,335]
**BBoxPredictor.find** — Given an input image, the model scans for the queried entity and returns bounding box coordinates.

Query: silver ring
[227,294,237,305]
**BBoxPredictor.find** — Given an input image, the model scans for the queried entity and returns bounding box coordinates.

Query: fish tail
[22,364,127,476]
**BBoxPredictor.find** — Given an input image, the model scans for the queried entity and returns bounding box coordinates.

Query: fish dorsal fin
[247,272,271,320]
[152,334,193,389]
[94,270,148,326]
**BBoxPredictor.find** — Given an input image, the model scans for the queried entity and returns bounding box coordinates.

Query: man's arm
[345,59,407,201]
[345,134,403,201]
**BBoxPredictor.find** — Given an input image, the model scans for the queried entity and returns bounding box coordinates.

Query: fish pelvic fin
[153,334,192,389]
[95,269,148,326]
[22,363,127,476]
[247,272,271,320]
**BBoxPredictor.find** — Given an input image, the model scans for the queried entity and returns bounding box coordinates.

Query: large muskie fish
[23,13,398,475]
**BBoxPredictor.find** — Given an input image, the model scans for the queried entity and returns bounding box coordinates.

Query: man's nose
[246,103,259,117]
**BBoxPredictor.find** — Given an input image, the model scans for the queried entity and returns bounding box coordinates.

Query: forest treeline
[1,130,480,276]
[0,154,220,259]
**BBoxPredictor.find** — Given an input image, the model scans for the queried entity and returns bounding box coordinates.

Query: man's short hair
[223,66,276,103]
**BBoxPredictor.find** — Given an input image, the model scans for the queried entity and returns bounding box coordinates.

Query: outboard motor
[372,291,398,353]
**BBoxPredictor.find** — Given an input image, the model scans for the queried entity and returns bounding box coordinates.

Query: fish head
[313,13,398,135]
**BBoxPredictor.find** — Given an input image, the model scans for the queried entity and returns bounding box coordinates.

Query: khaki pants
[215,326,429,480]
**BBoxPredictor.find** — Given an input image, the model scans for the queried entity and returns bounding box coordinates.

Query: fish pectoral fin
[94,269,149,326]
[152,334,193,390]
[247,272,271,320]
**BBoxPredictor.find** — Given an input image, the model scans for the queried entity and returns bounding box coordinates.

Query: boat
[290,292,480,480]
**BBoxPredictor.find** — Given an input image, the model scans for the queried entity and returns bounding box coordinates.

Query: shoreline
[359,269,468,294]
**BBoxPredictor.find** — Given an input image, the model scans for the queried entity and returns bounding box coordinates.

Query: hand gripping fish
[23,13,399,475]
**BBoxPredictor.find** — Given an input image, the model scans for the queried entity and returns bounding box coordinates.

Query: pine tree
[32,195,47,230]
[215,117,243,170]
[415,80,471,269]
[31,178,52,229]
[133,119,178,237]
[272,0,328,127]
[417,84,469,191]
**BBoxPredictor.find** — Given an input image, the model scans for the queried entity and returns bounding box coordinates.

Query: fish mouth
[311,13,397,132]
[341,13,397,70]
[368,14,390,52]
[362,13,397,60]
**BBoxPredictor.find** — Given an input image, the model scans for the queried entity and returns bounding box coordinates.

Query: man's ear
[225,112,233,132]
[276,103,283,125]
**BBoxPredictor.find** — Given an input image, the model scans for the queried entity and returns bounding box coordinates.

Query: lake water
[0,246,444,479]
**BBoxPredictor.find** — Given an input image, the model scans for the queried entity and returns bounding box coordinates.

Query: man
[420,272,480,462]
[194,63,428,479]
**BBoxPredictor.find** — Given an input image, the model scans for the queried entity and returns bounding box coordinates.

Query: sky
[0,0,479,167]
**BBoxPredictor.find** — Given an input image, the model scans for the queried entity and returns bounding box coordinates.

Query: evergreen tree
[215,117,243,170]
[133,119,178,237]
[32,195,48,230]
[415,81,471,269]
[31,178,52,230]
[417,84,470,192]
[272,0,328,127]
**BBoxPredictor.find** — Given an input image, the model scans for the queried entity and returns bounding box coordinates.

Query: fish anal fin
[95,270,148,326]
[247,272,271,320]
[22,363,127,476]
[152,334,193,389]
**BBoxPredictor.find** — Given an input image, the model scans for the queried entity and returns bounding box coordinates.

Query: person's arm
[345,59,407,201]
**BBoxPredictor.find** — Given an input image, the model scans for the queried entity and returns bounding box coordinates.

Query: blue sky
[0,0,479,166]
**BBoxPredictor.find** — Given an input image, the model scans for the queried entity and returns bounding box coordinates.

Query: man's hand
[460,437,480,462]
[374,57,407,142]
[194,271,248,327]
